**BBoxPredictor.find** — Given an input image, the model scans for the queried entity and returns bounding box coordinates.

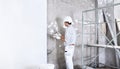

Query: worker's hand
[61,35,65,42]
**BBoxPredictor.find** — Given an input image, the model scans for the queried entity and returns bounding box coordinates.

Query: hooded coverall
[64,25,76,69]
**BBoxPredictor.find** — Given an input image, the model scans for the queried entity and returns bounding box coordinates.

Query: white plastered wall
[0,0,47,69]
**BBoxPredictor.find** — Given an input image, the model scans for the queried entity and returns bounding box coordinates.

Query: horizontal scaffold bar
[86,44,120,49]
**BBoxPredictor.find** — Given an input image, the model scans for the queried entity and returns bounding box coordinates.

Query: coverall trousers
[65,46,75,69]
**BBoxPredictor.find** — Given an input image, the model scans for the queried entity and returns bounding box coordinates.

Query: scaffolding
[81,2,120,69]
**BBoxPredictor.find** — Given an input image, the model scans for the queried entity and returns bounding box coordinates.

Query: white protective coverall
[63,16,76,69]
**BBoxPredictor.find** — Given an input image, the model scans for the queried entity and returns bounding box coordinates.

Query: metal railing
[81,2,120,69]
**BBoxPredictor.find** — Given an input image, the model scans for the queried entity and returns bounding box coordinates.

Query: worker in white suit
[61,16,76,69]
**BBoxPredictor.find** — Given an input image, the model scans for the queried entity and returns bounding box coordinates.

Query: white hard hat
[63,16,73,25]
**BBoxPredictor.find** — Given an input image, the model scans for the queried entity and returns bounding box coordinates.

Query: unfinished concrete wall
[47,0,95,69]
